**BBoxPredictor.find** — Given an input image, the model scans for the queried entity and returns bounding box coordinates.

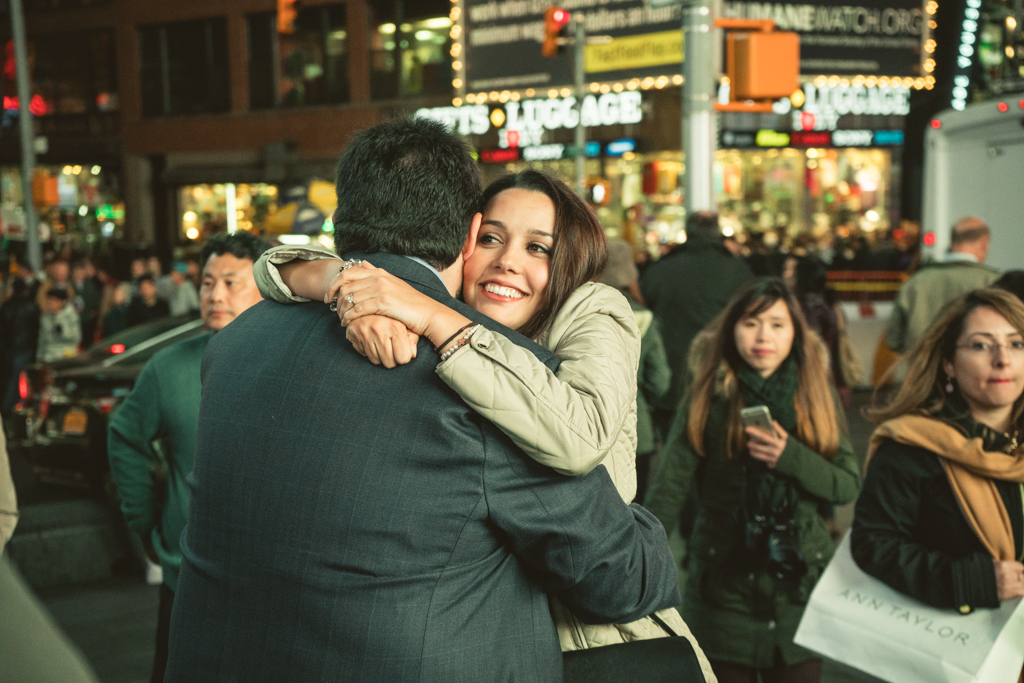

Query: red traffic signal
[542,6,571,58]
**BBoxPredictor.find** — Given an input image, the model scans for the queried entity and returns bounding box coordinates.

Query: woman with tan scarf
[852,287,1024,617]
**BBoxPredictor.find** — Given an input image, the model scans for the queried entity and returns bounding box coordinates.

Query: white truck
[921,97,1024,271]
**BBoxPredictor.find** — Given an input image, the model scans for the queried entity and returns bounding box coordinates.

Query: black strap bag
[561,614,706,683]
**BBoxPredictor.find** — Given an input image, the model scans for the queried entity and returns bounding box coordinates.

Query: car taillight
[96,397,119,414]
[18,371,30,400]
[110,344,126,354]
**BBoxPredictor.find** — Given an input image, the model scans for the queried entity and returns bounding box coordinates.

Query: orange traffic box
[730,31,799,101]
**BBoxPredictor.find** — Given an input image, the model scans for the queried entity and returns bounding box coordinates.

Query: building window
[368,0,453,101]
[248,5,349,110]
[139,18,230,117]
[0,30,117,115]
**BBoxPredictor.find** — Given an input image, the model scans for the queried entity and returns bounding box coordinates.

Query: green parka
[632,303,672,455]
[644,390,861,668]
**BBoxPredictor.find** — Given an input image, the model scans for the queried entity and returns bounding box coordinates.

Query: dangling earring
[945,376,955,393]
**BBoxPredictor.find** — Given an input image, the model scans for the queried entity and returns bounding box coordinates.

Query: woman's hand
[993,560,1024,601]
[328,261,439,335]
[346,315,420,369]
[746,421,789,469]
[329,261,473,352]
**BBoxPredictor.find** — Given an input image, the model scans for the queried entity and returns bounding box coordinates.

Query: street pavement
[7,391,883,683]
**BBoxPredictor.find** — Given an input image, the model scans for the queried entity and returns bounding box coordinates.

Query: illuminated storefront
[440,0,936,256]
[0,164,123,248]
[420,79,909,249]
[177,183,279,241]
[175,180,337,244]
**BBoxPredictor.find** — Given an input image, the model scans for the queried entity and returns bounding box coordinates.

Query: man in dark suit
[165,119,681,682]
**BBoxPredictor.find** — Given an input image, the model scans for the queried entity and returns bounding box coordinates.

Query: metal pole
[682,0,716,214]
[573,16,586,196]
[9,0,41,274]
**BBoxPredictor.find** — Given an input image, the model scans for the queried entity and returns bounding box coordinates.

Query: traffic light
[714,19,799,112]
[277,0,298,34]
[729,31,798,100]
[542,6,570,58]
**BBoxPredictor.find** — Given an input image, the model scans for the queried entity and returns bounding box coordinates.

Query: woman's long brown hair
[686,278,842,460]
[481,171,608,339]
[868,287,1024,425]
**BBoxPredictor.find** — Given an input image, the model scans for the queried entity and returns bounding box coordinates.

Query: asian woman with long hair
[645,278,861,683]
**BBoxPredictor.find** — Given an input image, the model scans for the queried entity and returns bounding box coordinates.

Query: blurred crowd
[0,250,201,416]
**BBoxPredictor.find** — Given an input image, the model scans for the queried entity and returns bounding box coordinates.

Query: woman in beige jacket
[255,170,715,681]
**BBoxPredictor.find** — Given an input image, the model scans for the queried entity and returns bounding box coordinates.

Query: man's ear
[462,213,483,263]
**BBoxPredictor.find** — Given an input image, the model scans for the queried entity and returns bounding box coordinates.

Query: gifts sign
[795,534,1024,683]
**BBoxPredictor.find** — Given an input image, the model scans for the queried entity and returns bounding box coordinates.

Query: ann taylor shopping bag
[794,534,1024,683]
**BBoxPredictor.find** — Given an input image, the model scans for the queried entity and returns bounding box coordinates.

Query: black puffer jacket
[0,295,40,357]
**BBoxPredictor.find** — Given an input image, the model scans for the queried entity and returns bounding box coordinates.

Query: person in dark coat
[640,211,754,417]
[0,279,40,415]
[164,119,681,683]
[852,288,1024,616]
[126,275,170,328]
[71,256,102,347]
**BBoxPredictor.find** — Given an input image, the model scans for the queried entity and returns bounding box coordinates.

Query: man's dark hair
[200,232,271,269]
[685,211,722,241]
[332,118,482,270]
[46,287,69,301]
[137,274,155,286]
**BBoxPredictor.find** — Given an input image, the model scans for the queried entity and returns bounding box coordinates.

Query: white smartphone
[740,405,778,437]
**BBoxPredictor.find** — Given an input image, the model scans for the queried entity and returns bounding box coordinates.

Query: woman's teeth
[483,283,525,299]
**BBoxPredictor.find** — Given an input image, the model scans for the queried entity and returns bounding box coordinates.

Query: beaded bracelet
[438,325,480,363]
[434,322,477,353]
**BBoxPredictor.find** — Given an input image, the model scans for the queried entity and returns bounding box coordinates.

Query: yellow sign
[584,30,683,74]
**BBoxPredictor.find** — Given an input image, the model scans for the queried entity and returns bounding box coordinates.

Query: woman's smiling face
[462,188,554,332]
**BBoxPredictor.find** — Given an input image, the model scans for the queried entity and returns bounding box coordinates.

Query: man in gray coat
[887,217,1000,353]
[165,119,681,683]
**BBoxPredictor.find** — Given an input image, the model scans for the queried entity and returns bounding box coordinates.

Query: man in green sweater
[108,232,268,683]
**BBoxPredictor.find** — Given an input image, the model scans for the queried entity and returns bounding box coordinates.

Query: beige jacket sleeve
[0,429,18,554]
[252,244,342,303]
[437,283,640,495]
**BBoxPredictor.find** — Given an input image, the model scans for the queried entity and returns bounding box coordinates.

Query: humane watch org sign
[720,0,924,76]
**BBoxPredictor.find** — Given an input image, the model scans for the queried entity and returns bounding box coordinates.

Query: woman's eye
[1011,341,1024,351]
[971,341,990,351]
[528,243,550,254]
[479,234,500,244]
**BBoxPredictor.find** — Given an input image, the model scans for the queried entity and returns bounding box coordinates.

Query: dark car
[14,312,205,492]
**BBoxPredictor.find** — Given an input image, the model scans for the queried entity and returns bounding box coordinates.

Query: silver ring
[346,294,354,306]
[1019,573,1023,581]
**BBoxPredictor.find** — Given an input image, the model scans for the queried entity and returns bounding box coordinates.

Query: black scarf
[735,355,799,432]
[735,355,805,580]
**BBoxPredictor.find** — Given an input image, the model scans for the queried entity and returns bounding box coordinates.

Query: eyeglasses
[956,340,1024,357]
